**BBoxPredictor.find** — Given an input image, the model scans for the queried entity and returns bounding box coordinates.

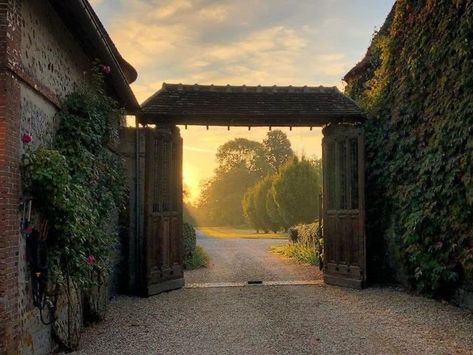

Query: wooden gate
[322,123,366,288]
[142,126,184,296]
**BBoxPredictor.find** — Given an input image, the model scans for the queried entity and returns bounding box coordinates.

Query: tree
[196,134,299,228]
[216,138,270,176]
[242,187,259,232]
[265,180,284,232]
[198,164,257,226]
[253,177,273,233]
[263,130,294,172]
[272,157,321,227]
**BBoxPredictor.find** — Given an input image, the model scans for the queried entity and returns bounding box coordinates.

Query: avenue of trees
[187,130,322,230]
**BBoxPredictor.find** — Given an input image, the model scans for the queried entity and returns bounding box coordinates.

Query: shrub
[288,227,298,243]
[183,222,196,258]
[272,157,321,227]
[271,243,318,265]
[285,222,323,267]
[184,246,209,270]
[293,222,320,248]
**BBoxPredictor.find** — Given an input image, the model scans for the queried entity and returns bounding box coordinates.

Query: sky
[90,0,395,202]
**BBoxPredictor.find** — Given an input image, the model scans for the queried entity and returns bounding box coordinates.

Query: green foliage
[184,246,209,270]
[243,175,284,233]
[273,222,322,266]
[263,130,294,172]
[183,222,197,258]
[265,186,284,232]
[345,0,473,296]
[216,138,270,175]
[196,131,294,226]
[242,187,259,231]
[21,66,126,288]
[272,157,321,227]
[271,243,319,265]
[253,176,278,233]
[198,164,259,226]
[290,222,321,248]
[182,223,208,270]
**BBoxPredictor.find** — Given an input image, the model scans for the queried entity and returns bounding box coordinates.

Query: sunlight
[183,161,199,203]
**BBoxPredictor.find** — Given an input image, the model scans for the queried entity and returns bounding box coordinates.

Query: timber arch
[135,83,366,296]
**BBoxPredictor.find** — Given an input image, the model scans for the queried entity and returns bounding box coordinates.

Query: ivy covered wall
[344,0,473,300]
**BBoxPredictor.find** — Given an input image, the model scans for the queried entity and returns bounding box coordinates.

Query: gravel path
[185,230,320,284]
[75,231,473,355]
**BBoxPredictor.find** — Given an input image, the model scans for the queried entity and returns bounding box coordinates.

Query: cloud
[153,0,193,19]
[103,0,364,102]
[91,0,395,199]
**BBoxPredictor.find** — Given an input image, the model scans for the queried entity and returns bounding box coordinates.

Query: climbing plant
[22,64,126,289]
[345,0,473,297]
[22,67,126,287]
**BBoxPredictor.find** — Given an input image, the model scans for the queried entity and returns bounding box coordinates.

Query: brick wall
[0,1,114,354]
[0,0,22,353]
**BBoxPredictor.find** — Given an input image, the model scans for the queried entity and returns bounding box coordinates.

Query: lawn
[197,227,287,240]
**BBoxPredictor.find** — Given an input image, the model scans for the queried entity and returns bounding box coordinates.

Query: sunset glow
[91,0,394,201]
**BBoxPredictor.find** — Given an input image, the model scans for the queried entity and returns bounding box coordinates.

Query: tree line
[187,130,321,230]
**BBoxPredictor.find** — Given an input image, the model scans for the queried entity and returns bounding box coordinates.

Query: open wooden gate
[322,123,366,288]
[142,126,184,296]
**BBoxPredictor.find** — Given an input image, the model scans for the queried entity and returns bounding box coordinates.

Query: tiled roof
[139,83,365,126]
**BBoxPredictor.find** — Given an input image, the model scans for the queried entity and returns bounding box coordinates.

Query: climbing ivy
[345,0,473,297]
[22,65,127,288]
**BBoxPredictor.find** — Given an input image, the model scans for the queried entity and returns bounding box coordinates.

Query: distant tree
[265,180,284,232]
[272,157,321,227]
[242,186,259,232]
[253,177,274,233]
[196,134,303,228]
[263,130,294,172]
[197,164,257,226]
[216,138,270,176]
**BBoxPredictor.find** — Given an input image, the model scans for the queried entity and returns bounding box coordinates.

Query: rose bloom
[22,133,33,144]
[99,64,111,74]
[86,255,96,265]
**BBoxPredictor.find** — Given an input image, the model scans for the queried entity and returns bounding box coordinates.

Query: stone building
[0,1,138,353]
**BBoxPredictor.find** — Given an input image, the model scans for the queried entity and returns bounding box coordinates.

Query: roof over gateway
[138,83,365,127]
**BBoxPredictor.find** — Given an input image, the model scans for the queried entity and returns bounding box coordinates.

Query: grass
[271,243,319,265]
[198,227,286,240]
[184,245,209,270]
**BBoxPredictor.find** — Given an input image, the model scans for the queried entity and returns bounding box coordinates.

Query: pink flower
[22,133,32,144]
[99,64,111,75]
[86,255,96,265]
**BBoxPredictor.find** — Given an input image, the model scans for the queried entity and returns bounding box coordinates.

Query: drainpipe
[134,118,140,293]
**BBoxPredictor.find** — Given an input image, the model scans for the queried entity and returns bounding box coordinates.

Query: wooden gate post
[322,123,366,288]
[142,125,184,296]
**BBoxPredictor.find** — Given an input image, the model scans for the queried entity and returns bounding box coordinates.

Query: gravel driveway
[75,230,473,355]
[185,230,320,284]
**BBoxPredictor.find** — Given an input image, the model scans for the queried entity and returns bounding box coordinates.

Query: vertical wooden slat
[322,124,366,289]
[142,125,184,296]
